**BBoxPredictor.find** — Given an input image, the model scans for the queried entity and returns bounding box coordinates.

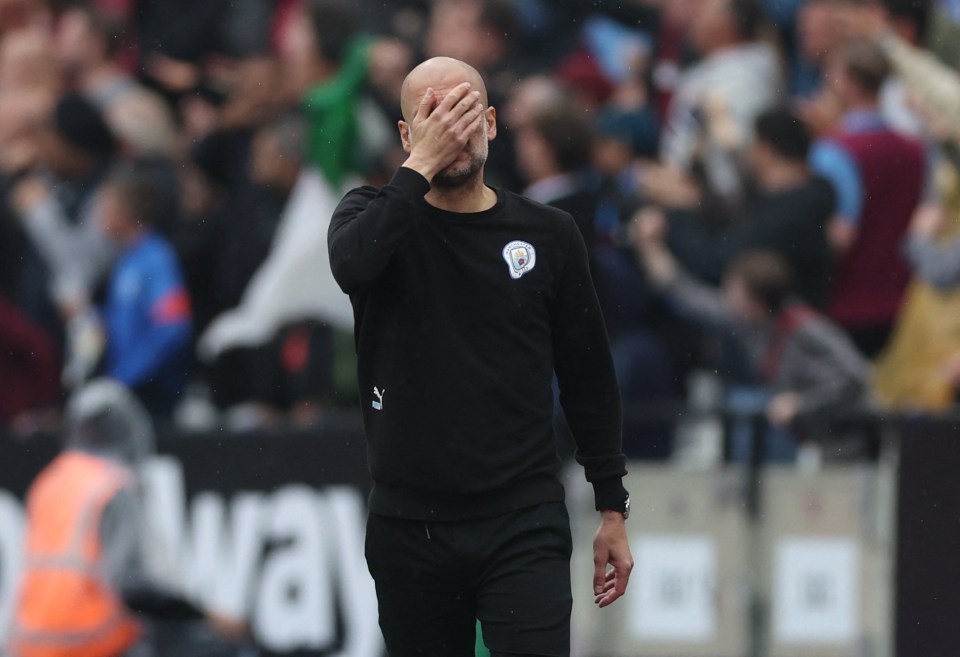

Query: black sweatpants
[365,501,573,657]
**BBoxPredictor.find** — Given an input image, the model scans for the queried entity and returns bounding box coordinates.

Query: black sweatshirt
[328,167,627,520]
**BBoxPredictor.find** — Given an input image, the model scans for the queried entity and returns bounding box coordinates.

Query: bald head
[400,57,488,122]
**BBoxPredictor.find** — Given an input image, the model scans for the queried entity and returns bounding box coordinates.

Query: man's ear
[398,120,413,153]
[484,107,498,142]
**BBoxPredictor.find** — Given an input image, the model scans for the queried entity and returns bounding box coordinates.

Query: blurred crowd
[2,0,960,458]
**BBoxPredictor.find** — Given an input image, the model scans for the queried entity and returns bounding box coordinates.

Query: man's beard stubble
[431,124,489,189]
[431,153,486,188]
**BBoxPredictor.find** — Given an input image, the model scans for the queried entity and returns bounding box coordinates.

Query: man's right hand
[402,82,485,182]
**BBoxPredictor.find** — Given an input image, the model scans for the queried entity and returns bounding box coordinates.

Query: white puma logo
[372,386,386,411]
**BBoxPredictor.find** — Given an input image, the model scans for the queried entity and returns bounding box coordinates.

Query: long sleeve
[328,167,430,295]
[105,239,192,388]
[103,487,207,621]
[110,319,190,388]
[662,268,740,331]
[20,197,114,306]
[878,31,960,146]
[780,321,869,421]
[99,487,145,592]
[551,218,627,510]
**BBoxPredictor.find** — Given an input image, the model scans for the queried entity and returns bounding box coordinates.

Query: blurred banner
[0,426,383,657]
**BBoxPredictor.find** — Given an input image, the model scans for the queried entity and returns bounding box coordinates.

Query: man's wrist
[388,165,432,200]
[593,477,630,517]
[601,509,627,523]
[402,155,438,183]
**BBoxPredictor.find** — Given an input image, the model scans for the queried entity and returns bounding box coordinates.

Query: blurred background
[1,0,960,655]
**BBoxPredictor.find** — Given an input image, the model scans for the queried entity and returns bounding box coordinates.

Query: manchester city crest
[502,240,536,279]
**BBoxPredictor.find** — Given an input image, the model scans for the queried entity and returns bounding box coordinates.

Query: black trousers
[365,501,573,657]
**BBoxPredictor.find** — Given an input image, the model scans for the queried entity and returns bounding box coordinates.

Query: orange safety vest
[8,451,143,657]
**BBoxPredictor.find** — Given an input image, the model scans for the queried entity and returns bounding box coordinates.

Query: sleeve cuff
[391,166,431,200]
[592,477,629,512]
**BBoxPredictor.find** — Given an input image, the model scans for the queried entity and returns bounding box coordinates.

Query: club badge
[502,240,536,279]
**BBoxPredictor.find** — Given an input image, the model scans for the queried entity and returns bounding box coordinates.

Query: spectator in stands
[657,0,782,204]
[873,160,960,412]
[3,0,957,435]
[54,3,179,161]
[98,167,192,415]
[792,0,845,97]
[201,115,340,428]
[726,107,835,308]
[632,208,869,455]
[0,292,60,433]
[10,93,116,330]
[875,0,932,139]
[837,3,960,408]
[809,38,926,357]
[0,23,60,175]
[424,0,524,189]
[515,101,599,251]
[424,0,516,97]
[137,0,272,105]
[186,78,288,320]
[280,0,370,189]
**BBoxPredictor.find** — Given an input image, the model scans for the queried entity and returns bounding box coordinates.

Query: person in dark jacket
[328,57,632,657]
[633,208,870,449]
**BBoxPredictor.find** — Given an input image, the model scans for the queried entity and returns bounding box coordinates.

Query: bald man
[328,57,631,657]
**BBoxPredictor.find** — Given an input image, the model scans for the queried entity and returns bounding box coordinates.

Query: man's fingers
[436,81,473,113]
[616,560,631,593]
[450,91,481,123]
[592,554,607,595]
[592,567,617,601]
[594,561,632,607]
[600,577,616,593]
[454,100,484,134]
[596,587,624,608]
[594,576,622,607]
[456,109,484,142]
[415,87,435,121]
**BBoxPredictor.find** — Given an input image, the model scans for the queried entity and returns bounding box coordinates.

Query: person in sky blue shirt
[98,167,192,415]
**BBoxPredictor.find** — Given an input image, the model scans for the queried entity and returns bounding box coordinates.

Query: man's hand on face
[402,81,486,182]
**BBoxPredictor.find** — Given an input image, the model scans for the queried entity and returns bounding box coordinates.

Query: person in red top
[0,294,61,431]
[809,38,926,357]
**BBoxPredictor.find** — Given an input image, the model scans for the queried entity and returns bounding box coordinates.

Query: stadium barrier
[0,411,956,657]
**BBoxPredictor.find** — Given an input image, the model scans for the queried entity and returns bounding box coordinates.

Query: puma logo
[372,386,386,411]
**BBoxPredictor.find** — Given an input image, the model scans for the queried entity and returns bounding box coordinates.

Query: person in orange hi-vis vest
[8,379,249,657]
[7,380,154,657]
